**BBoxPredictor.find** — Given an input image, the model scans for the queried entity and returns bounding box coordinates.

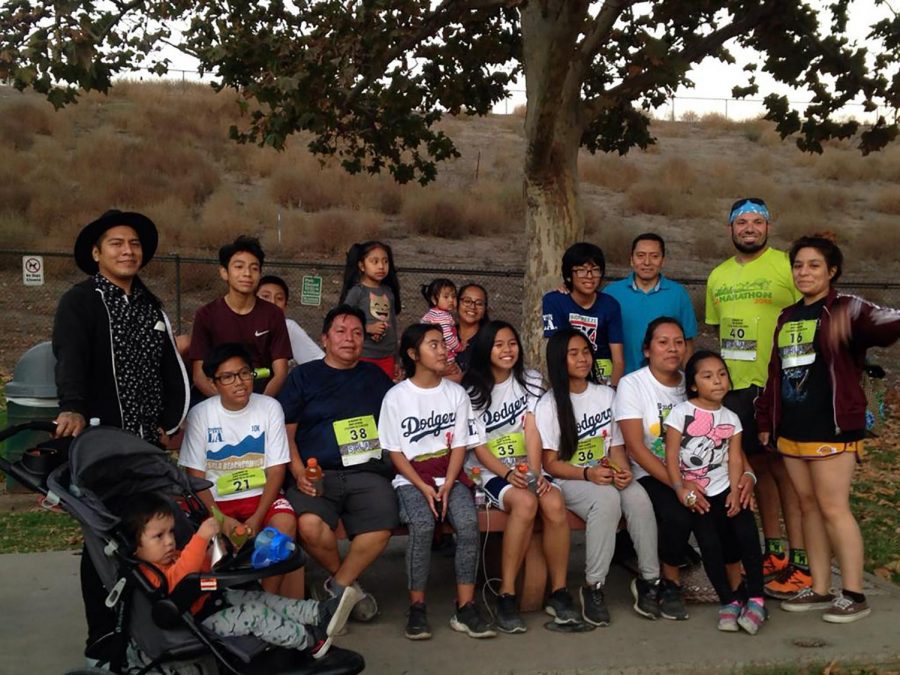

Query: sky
[153,1,894,123]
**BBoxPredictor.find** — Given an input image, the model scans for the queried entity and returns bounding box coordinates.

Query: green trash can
[2,341,59,492]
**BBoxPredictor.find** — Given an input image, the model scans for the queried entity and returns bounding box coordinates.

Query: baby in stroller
[123,491,361,660]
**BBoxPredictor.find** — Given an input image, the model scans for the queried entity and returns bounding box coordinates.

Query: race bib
[720,317,758,362]
[594,358,614,383]
[569,436,605,467]
[488,432,526,467]
[778,319,817,369]
[216,468,266,496]
[332,415,382,467]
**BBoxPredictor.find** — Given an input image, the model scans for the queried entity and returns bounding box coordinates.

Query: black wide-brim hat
[74,209,159,275]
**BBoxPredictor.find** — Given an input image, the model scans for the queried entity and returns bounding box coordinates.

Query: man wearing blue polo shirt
[604,233,697,374]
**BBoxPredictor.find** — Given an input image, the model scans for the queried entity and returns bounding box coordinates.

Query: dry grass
[873,187,900,215]
[579,152,641,192]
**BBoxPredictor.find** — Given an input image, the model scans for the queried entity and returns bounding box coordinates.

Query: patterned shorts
[776,437,863,460]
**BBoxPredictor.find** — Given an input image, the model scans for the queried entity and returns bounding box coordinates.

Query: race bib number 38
[778,319,817,368]
[217,468,266,496]
[569,436,605,468]
[488,432,526,467]
[333,415,382,467]
[720,317,758,362]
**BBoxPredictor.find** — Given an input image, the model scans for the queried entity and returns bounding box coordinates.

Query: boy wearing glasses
[180,342,303,599]
[542,242,625,385]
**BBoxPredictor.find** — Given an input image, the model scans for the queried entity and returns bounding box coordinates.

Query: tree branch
[580,1,777,122]
[579,0,635,60]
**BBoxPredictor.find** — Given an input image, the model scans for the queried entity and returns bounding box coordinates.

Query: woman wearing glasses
[456,283,491,372]
[180,341,304,599]
[541,243,625,386]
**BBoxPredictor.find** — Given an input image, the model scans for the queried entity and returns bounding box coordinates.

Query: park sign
[22,255,44,286]
[300,275,322,307]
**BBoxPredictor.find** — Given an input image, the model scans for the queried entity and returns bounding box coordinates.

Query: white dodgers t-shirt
[379,379,477,489]
[664,401,742,498]
[179,393,290,502]
[534,382,623,480]
[467,370,544,482]
[613,367,685,480]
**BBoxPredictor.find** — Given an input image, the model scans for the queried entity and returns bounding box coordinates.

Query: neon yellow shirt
[705,247,801,390]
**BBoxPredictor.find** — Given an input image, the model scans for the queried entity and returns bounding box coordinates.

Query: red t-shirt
[189,297,292,378]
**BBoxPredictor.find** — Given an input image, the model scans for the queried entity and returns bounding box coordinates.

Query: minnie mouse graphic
[679,409,734,490]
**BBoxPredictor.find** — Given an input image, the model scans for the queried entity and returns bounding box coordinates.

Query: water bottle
[305,458,325,497]
[517,463,538,494]
[470,466,486,508]
[251,527,296,569]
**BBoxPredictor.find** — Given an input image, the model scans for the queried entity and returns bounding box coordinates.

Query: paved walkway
[2,537,898,674]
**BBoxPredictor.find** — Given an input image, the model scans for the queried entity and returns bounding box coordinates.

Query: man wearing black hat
[52,210,189,662]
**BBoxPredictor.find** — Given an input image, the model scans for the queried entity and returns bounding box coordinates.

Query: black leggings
[691,490,763,604]
[638,475,693,568]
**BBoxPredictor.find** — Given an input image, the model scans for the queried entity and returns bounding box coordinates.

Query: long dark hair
[462,320,542,412]
[399,323,444,379]
[457,283,491,327]
[789,233,843,285]
[339,241,402,314]
[420,278,456,308]
[640,316,684,368]
[684,350,730,400]
[546,329,595,462]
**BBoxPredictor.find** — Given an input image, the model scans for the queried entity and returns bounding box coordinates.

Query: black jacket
[52,277,189,435]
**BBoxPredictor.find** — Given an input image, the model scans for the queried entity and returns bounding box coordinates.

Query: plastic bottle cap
[307,458,318,467]
[89,418,100,427]
[471,467,481,474]
[517,464,528,472]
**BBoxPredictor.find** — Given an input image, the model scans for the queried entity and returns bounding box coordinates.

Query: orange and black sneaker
[764,565,812,600]
[762,552,789,582]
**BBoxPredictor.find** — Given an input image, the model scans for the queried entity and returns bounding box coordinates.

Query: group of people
[50,197,898,662]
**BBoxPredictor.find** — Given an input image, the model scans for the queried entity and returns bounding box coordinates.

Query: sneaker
[822,595,871,624]
[762,552,789,582]
[780,587,835,613]
[405,602,432,640]
[737,599,766,635]
[544,588,580,625]
[325,576,378,622]
[764,566,812,600]
[580,583,610,627]
[658,578,689,621]
[717,601,742,632]
[450,601,497,638]
[630,577,661,620]
[494,594,527,634]
[318,585,365,638]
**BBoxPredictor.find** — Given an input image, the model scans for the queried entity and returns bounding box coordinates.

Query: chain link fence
[2,249,899,377]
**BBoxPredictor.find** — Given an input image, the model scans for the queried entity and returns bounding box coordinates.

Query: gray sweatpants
[559,479,659,586]
[202,589,319,650]
[396,482,479,592]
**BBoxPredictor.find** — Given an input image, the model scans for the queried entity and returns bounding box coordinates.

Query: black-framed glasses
[571,266,602,279]
[459,298,486,308]
[213,368,255,385]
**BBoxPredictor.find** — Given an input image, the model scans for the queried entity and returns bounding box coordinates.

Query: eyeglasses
[571,266,602,279]
[459,298,486,308]
[213,368,255,385]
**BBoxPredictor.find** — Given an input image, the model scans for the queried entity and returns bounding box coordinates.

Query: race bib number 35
[488,432,526,467]
[333,415,382,467]
[720,317,758,362]
[217,468,266,496]
[569,436,605,467]
[778,319,817,368]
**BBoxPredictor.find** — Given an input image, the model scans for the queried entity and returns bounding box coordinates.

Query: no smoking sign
[22,255,44,286]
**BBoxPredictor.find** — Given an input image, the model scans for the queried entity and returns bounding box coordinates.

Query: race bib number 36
[569,436,605,467]
[778,319,817,368]
[488,432,526,467]
[217,468,266,496]
[720,317,758,362]
[333,415,382,467]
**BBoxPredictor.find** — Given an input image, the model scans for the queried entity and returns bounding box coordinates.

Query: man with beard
[706,198,809,601]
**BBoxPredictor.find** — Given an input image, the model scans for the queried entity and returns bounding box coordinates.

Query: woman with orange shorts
[756,234,900,623]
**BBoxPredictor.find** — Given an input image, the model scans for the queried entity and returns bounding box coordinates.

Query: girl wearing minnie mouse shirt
[664,350,764,635]
[379,324,495,641]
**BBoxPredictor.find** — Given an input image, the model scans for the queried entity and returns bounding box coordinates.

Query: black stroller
[0,421,365,675]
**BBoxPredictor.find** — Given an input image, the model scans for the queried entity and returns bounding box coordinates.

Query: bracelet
[505,469,514,481]
[583,467,590,481]
[743,471,758,485]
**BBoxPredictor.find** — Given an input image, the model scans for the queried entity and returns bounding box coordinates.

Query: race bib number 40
[332,415,382,467]
[569,436,605,468]
[488,432,526,467]
[778,319,817,368]
[720,317,758,362]
[217,468,266,496]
